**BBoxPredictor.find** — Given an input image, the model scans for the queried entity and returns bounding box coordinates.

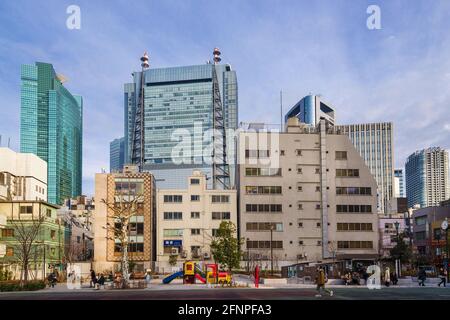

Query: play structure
[162,261,232,286]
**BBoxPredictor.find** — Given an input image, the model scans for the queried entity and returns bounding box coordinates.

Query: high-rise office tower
[284,94,335,127]
[20,62,83,205]
[405,147,449,208]
[124,50,238,189]
[394,168,405,198]
[110,137,125,173]
[335,123,394,214]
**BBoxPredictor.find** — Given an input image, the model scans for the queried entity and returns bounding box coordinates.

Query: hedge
[0,280,46,292]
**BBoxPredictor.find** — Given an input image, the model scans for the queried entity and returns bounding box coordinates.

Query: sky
[0,0,449,196]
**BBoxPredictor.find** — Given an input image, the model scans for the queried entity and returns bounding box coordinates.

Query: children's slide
[194,273,206,283]
[162,271,184,284]
[194,265,206,278]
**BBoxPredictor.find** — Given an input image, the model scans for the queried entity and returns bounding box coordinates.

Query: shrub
[0,280,46,292]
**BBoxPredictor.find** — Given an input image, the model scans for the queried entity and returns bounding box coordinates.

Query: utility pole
[270,225,274,276]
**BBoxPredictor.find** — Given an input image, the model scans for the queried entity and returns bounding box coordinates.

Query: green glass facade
[20,62,82,205]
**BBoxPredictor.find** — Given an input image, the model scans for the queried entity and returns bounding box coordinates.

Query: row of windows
[336,187,372,195]
[246,222,283,232]
[336,169,359,177]
[245,168,282,177]
[212,212,231,220]
[245,150,270,158]
[164,195,230,203]
[337,241,373,249]
[245,186,282,195]
[246,240,283,249]
[335,151,348,160]
[337,223,373,231]
[163,212,231,220]
[336,205,372,213]
[246,204,282,213]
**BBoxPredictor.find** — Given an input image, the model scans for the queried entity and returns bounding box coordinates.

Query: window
[337,241,373,249]
[336,187,371,195]
[191,212,200,219]
[280,150,285,156]
[191,195,200,201]
[299,240,304,245]
[164,195,183,203]
[212,212,231,220]
[315,204,321,210]
[77,236,81,244]
[191,229,201,235]
[19,206,33,214]
[1,229,14,237]
[415,216,427,226]
[336,151,347,160]
[316,222,321,228]
[296,150,302,156]
[298,185,303,191]
[6,247,14,257]
[164,212,183,220]
[212,229,219,237]
[245,204,282,213]
[336,205,372,213]
[246,222,283,231]
[298,222,303,228]
[245,168,281,177]
[245,186,282,195]
[297,167,302,174]
[298,203,303,210]
[317,241,322,246]
[46,209,52,217]
[211,195,230,203]
[163,229,183,237]
[337,223,373,231]
[316,186,321,192]
[50,230,56,240]
[336,169,360,177]
[245,150,270,158]
[246,240,283,249]
[0,173,5,185]
[190,179,200,185]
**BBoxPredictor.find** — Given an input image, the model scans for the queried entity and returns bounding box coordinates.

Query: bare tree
[101,195,142,289]
[7,217,44,285]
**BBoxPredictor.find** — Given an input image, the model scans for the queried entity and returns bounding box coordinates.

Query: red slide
[195,273,206,283]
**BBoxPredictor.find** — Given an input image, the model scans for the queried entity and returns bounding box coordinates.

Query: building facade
[394,169,405,198]
[378,215,407,258]
[285,94,335,127]
[0,147,47,202]
[335,123,394,214]
[0,201,64,279]
[110,137,125,173]
[239,118,379,269]
[20,62,83,205]
[124,60,238,189]
[156,170,237,272]
[405,147,449,209]
[93,165,155,273]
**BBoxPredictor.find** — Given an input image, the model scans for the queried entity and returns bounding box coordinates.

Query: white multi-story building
[0,147,47,202]
[239,118,379,269]
[156,170,237,271]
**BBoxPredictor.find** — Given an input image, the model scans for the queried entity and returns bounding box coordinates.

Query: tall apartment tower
[239,118,379,268]
[20,62,83,205]
[335,123,394,214]
[110,137,125,173]
[124,50,238,189]
[405,147,449,209]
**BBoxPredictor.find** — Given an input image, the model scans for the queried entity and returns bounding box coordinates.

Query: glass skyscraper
[394,168,405,198]
[405,147,449,208]
[20,62,83,205]
[335,123,394,214]
[285,94,335,127]
[124,63,238,189]
[110,137,125,173]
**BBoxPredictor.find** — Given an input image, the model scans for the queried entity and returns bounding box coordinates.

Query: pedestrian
[418,268,426,286]
[90,269,97,288]
[438,268,447,287]
[96,273,105,290]
[145,269,152,288]
[362,269,369,285]
[384,267,390,287]
[47,272,57,288]
[315,267,333,297]
[390,272,398,285]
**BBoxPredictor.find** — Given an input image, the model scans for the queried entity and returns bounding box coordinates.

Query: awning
[336,253,379,260]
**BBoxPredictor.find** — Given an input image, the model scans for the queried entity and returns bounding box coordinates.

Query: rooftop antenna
[280,90,283,132]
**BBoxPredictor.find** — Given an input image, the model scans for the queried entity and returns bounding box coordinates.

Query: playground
[162,261,235,286]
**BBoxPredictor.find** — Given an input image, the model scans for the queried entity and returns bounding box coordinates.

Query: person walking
[47,272,57,288]
[315,267,333,297]
[90,269,97,288]
[390,272,398,285]
[438,268,447,287]
[96,274,105,290]
[145,269,152,288]
[418,268,426,286]
[384,267,390,287]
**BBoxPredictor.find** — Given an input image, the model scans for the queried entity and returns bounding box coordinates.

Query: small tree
[210,221,242,272]
[390,232,412,264]
[169,254,178,267]
[101,195,142,288]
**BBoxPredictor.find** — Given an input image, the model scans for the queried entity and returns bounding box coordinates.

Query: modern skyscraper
[405,147,449,209]
[394,168,406,198]
[20,62,83,205]
[284,94,335,127]
[110,137,125,173]
[124,50,238,189]
[335,123,394,214]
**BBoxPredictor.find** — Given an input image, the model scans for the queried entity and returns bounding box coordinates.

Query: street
[0,286,449,300]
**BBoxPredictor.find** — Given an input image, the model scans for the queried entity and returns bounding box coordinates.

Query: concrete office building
[405,147,449,209]
[110,137,125,173]
[394,169,406,198]
[335,123,394,215]
[124,51,238,189]
[93,165,155,273]
[20,62,83,205]
[156,170,237,271]
[239,118,379,269]
[0,148,47,202]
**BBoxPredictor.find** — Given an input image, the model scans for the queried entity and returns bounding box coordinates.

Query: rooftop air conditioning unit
[171,248,179,255]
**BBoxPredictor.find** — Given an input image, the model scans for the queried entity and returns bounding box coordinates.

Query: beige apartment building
[239,118,379,270]
[156,170,237,271]
[93,165,155,273]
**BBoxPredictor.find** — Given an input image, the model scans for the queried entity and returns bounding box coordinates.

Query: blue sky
[0,0,449,196]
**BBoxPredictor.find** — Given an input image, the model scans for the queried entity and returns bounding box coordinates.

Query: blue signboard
[164,240,182,247]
